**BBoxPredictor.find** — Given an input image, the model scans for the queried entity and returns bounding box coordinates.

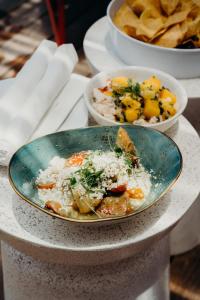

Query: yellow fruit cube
[125,108,139,122]
[159,88,176,104]
[143,99,160,119]
[141,87,156,100]
[162,102,176,116]
[111,77,129,91]
[121,95,141,109]
[142,76,161,93]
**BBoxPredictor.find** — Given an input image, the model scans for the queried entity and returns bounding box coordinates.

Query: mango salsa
[93,75,177,125]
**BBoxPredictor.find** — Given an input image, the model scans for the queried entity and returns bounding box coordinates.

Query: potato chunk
[97,196,130,217]
[73,192,101,214]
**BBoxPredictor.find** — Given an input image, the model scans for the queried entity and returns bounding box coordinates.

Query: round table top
[0,115,200,253]
[83,16,200,99]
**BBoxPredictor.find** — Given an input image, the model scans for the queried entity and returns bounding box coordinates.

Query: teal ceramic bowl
[9,126,182,223]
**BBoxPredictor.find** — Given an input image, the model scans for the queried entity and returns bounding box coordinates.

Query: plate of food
[107,0,200,78]
[9,126,182,224]
[85,67,187,132]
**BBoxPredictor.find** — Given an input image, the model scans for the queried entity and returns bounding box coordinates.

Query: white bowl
[107,0,200,79]
[84,67,188,132]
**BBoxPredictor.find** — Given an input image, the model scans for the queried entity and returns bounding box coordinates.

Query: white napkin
[0,40,57,136]
[31,74,89,140]
[0,43,78,166]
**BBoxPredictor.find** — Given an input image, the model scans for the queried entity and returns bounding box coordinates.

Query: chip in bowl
[113,0,200,48]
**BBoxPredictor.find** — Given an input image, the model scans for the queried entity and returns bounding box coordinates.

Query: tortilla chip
[192,0,200,7]
[164,9,190,28]
[126,0,161,16]
[155,24,184,47]
[188,5,200,18]
[194,33,200,47]
[136,8,165,39]
[113,3,139,30]
[123,25,137,37]
[124,25,149,42]
[150,27,168,41]
[114,0,200,48]
[184,15,200,39]
[160,0,179,15]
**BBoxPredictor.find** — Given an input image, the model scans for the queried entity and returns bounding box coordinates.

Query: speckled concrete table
[0,116,200,300]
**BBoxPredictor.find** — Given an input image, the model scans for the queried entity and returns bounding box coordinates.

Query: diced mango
[141,88,156,100]
[111,77,129,91]
[159,88,176,104]
[142,76,161,93]
[162,102,176,116]
[143,99,160,118]
[121,95,141,109]
[125,108,139,122]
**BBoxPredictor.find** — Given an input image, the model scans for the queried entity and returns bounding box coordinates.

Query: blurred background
[0,1,199,299]
[0,0,110,79]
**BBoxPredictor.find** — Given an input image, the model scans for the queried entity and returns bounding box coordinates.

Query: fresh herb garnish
[78,167,104,192]
[113,81,141,99]
[69,177,77,186]
[131,82,141,97]
[114,145,123,157]
[124,155,133,174]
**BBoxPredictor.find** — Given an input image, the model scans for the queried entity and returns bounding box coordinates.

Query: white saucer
[84,17,200,99]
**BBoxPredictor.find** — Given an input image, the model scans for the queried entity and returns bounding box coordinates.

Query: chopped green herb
[132,82,141,97]
[78,167,104,191]
[113,81,141,99]
[70,177,77,186]
[114,145,123,157]
[124,156,132,169]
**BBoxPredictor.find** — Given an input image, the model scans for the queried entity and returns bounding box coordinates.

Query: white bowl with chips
[84,66,188,132]
[107,0,200,79]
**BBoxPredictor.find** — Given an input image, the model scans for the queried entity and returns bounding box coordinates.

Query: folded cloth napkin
[31,74,89,140]
[0,40,57,136]
[0,43,78,166]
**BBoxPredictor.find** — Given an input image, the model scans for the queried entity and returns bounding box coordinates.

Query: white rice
[36,151,152,215]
